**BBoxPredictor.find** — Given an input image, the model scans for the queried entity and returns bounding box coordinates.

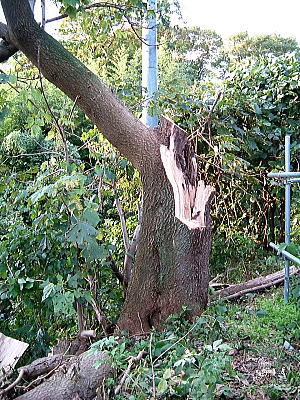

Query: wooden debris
[0,333,28,378]
[211,266,300,300]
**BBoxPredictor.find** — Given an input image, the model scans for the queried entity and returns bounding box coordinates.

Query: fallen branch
[114,350,147,395]
[0,369,25,396]
[211,266,300,301]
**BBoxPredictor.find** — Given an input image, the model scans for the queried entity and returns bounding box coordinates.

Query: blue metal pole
[284,136,291,302]
[142,0,158,128]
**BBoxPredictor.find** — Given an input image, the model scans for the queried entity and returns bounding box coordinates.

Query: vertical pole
[284,135,291,302]
[142,0,158,128]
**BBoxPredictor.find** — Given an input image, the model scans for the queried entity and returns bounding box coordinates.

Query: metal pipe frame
[268,136,300,302]
[268,171,300,178]
[142,0,158,129]
[269,242,300,266]
[284,136,291,302]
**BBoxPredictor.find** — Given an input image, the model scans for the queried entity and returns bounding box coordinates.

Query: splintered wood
[160,116,215,229]
[0,333,29,378]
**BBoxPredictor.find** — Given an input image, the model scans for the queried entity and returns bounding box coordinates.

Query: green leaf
[82,241,107,262]
[0,73,10,84]
[253,103,262,115]
[157,379,168,394]
[66,222,98,244]
[81,208,100,227]
[42,282,56,301]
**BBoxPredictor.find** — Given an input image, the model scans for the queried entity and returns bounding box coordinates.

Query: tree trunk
[0,0,215,335]
[118,118,215,334]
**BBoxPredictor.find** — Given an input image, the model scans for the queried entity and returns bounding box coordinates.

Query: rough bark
[14,352,112,400]
[0,22,18,62]
[118,118,215,333]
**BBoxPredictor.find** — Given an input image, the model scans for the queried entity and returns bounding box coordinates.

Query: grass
[206,287,300,399]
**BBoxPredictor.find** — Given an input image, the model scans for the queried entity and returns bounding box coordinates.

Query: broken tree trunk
[211,266,300,301]
[118,117,215,334]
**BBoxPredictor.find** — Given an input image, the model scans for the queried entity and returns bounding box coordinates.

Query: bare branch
[123,203,142,286]
[0,369,25,396]
[114,350,147,395]
[115,197,130,251]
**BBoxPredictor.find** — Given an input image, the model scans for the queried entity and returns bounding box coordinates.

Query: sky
[177,0,300,43]
[0,0,300,43]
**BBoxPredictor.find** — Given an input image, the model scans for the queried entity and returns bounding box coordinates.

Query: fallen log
[211,266,300,301]
[13,351,112,400]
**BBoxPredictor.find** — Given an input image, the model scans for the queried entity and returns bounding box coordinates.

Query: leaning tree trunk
[118,118,215,333]
[1,0,215,335]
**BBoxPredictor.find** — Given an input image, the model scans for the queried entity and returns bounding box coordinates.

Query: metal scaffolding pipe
[142,0,158,128]
[284,136,291,302]
[268,171,300,178]
[270,242,300,266]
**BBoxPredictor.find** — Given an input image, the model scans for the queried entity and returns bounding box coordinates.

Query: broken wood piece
[159,116,215,230]
[0,333,29,379]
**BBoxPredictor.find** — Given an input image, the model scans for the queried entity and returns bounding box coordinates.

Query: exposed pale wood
[211,266,300,300]
[160,116,215,230]
[0,333,29,378]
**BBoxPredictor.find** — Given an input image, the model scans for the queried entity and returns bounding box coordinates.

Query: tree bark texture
[1,1,215,335]
[14,352,112,400]
[118,118,215,333]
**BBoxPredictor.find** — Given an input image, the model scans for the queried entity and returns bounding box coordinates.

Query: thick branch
[0,22,18,62]
[1,0,158,170]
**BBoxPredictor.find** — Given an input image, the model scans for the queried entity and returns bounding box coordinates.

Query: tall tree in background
[0,0,214,334]
[227,32,300,60]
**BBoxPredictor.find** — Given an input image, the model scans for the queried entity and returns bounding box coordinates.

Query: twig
[153,320,201,366]
[149,333,156,399]
[114,350,147,395]
[68,96,79,122]
[115,197,130,251]
[87,274,110,335]
[45,2,157,47]
[0,369,25,396]
[108,254,125,285]
[123,202,142,286]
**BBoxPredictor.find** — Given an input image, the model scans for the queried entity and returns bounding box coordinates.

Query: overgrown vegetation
[0,0,299,398]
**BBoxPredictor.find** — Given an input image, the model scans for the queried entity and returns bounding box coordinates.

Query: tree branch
[1,0,158,171]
